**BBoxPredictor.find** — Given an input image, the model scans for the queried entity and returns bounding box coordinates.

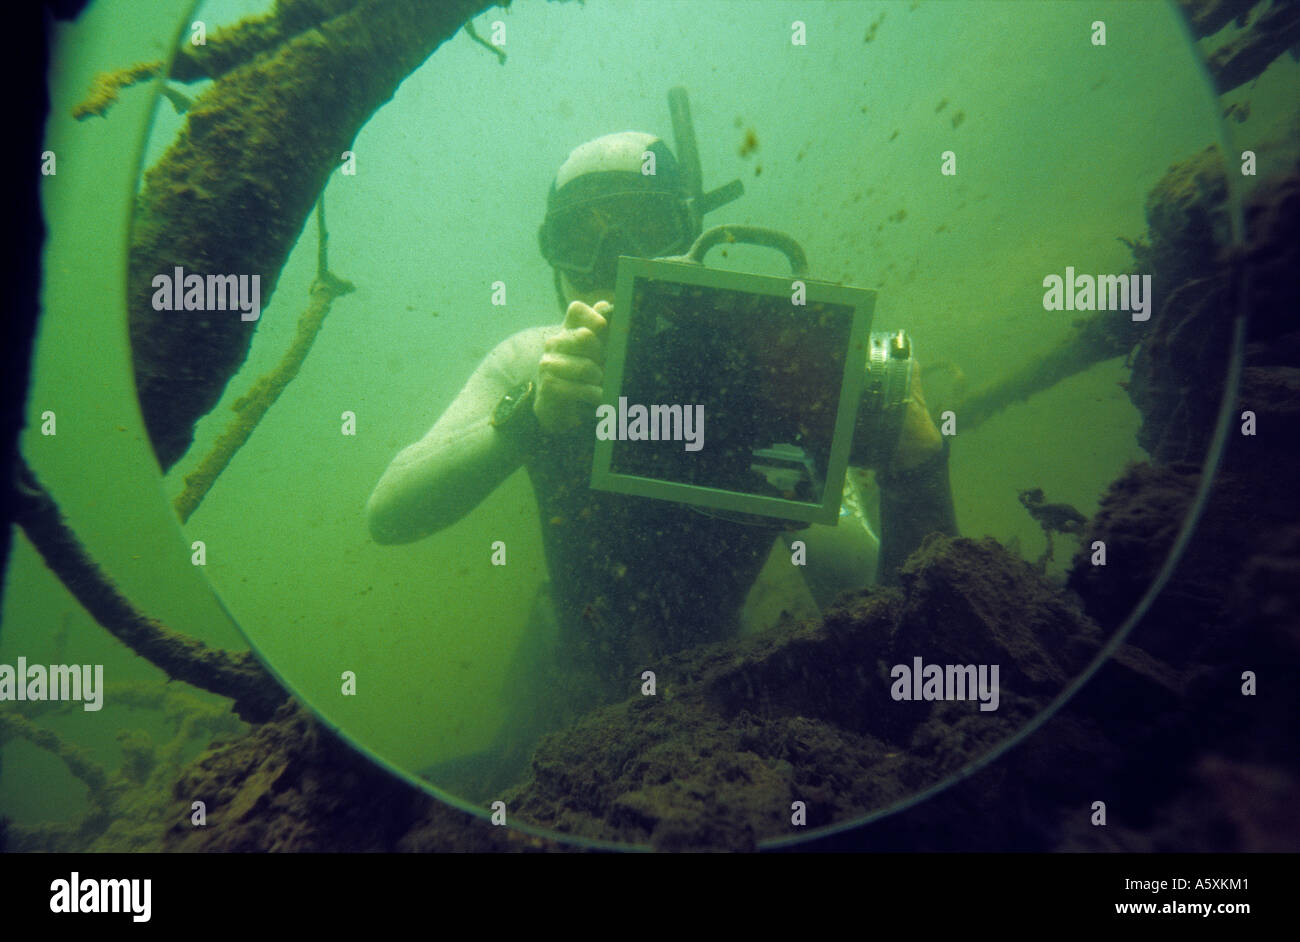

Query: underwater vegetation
[0,682,245,852]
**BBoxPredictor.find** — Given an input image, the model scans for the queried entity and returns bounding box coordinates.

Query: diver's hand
[888,360,943,473]
[534,300,610,434]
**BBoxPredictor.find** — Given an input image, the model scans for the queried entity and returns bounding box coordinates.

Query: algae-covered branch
[128,0,489,470]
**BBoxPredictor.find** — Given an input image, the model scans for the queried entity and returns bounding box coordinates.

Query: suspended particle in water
[1222,101,1250,123]
[863,12,884,42]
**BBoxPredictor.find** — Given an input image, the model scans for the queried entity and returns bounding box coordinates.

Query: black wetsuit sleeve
[873,437,958,585]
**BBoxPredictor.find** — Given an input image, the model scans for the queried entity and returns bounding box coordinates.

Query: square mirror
[593,256,875,524]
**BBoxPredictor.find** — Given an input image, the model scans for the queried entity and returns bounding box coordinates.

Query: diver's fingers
[539,350,604,388]
[562,299,611,334]
[546,324,605,364]
[538,375,604,409]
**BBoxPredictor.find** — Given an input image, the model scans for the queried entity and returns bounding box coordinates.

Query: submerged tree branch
[173,199,353,523]
[1175,0,1300,95]
[0,710,112,797]
[464,18,507,64]
[12,458,287,722]
[1202,0,1300,95]
[941,307,1142,433]
[129,0,489,470]
[72,61,161,120]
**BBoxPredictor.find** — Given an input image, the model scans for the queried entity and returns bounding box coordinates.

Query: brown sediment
[161,700,552,852]
[500,535,1101,850]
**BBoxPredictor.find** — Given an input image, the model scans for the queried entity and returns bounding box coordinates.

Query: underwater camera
[592,225,879,525]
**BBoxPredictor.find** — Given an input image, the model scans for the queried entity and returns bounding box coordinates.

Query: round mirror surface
[10,0,1276,852]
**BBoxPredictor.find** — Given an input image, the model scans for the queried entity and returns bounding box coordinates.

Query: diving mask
[539,190,694,287]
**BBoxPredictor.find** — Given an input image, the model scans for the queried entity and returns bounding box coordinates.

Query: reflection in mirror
[35,0,1284,851]
[596,262,873,524]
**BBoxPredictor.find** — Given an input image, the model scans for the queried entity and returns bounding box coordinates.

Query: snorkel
[540,87,745,309]
[666,86,746,248]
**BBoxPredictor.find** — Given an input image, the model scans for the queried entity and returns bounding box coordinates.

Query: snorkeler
[367,131,957,786]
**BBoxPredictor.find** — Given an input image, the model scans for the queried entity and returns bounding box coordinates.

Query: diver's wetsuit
[381,323,957,708]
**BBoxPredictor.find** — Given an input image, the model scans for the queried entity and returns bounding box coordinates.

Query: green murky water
[4,0,1295,850]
